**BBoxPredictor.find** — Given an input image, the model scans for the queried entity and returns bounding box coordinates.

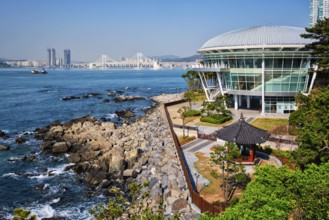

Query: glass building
[64,49,71,68]
[310,0,329,26]
[194,26,316,114]
[47,48,51,67]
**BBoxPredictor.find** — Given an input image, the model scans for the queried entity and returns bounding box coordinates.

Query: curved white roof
[199,26,313,51]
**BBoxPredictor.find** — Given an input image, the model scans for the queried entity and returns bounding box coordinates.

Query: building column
[261,55,265,115]
[216,72,224,95]
[234,94,238,110]
[198,71,210,101]
[308,64,317,95]
[238,95,242,107]
[247,95,251,109]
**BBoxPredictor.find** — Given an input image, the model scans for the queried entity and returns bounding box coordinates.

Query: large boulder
[16,136,27,144]
[115,95,127,102]
[101,122,116,131]
[125,149,139,169]
[123,169,137,178]
[171,198,188,214]
[106,147,124,173]
[85,168,107,186]
[0,145,10,150]
[0,130,9,138]
[68,153,81,163]
[52,142,69,153]
[115,95,144,102]
[115,110,134,118]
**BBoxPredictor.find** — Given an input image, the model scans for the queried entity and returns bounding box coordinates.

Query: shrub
[234,173,250,188]
[289,110,304,126]
[230,197,240,206]
[183,109,201,117]
[263,145,273,155]
[200,114,232,124]
[272,149,292,160]
[13,208,36,220]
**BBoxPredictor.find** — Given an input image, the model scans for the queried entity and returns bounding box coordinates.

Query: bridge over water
[90,52,196,70]
[90,53,161,70]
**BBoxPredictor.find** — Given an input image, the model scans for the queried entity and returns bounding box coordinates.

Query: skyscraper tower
[47,48,51,67]
[310,0,329,26]
[51,48,56,67]
[63,49,71,68]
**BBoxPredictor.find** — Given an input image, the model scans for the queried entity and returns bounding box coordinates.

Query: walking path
[181,139,215,190]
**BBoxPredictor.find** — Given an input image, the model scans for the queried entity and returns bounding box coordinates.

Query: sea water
[0,68,186,219]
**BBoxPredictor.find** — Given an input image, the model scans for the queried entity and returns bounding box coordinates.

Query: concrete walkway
[181,139,216,190]
[181,138,257,182]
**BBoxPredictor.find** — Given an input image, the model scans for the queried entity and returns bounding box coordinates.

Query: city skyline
[0,0,309,62]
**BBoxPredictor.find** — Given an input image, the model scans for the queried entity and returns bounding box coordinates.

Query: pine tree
[301,18,329,79]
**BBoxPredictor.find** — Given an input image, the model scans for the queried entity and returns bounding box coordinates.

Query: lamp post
[196,124,199,138]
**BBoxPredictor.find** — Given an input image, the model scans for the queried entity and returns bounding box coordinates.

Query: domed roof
[199,26,313,51]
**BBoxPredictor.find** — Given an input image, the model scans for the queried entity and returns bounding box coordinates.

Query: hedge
[183,109,201,117]
[200,114,232,124]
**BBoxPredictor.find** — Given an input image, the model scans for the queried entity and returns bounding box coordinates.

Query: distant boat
[31,69,47,74]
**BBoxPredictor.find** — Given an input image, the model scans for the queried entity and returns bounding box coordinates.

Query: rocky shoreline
[33,92,195,218]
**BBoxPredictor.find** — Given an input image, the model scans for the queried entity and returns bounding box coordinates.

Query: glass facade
[202,50,311,94]
[264,96,296,114]
[198,49,312,113]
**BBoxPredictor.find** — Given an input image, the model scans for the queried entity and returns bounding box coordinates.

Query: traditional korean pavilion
[215,113,270,162]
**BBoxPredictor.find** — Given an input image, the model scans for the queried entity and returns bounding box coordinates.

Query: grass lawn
[178,136,196,145]
[194,152,225,203]
[251,118,289,133]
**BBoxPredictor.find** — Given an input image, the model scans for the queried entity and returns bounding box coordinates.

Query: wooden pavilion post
[250,145,255,162]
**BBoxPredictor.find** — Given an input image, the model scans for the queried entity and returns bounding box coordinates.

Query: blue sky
[0,0,310,61]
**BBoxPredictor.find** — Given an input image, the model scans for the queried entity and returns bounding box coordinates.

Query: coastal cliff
[35,93,195,218]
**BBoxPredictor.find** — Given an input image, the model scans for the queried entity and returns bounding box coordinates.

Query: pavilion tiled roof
[215,114,270,145]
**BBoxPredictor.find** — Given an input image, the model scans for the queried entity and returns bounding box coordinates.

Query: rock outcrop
[0,130,9,138]
[115,95,145,102]
[0,145,10,150]
[35,93,194,218]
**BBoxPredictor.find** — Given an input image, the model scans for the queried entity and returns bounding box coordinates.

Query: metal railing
[163,100,229,214]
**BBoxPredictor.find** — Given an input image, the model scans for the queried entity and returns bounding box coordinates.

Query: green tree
[201,95,231,117]
[218,165,295,220]
[184,90,195,109]
[181,70,201,91]
[201,101,215,116]
[292,162,329,220]
[177,106,189,137]
[200,162,329,220]
[301,18,329,87]
[213,95,231,116]
[89,187,127,219]
[301,18,329,74]
[89,183,165,220]
[210,143,245,202]
[290,87,329,169]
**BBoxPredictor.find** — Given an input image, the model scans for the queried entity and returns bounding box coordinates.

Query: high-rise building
[63,49,71,68]
[47,48,51,67]
[310,0,329,26]
[51,48,56,67]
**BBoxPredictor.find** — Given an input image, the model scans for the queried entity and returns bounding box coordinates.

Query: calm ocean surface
[0,68,186,219]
